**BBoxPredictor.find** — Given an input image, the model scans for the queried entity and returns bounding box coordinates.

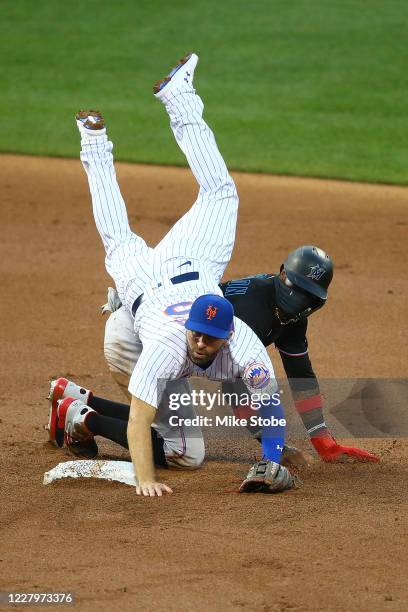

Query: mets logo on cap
[206,305,218,320]
[185,294,234,339]
[244,363,271,389]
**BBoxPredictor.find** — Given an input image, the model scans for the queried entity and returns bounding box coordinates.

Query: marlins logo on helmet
[307,264,326,281]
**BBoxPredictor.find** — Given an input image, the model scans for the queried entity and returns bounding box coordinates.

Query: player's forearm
[279,351,329,438]
[127,396,157,484]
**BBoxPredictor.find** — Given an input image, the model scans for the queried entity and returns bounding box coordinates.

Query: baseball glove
[239,460,295,493]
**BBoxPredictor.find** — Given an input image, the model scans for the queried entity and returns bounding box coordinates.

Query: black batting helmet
[283,245,333,300]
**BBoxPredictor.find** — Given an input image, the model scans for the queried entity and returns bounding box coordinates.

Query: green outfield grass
[1,0,407,184]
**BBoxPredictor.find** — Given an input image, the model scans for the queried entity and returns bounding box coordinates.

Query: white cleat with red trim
[46,377,93,450]
[57,397,98,459]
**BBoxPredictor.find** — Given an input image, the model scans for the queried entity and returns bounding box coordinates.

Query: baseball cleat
[46,386,68,449]
[58,397,99,459]
[75,110,105,132]
[46,377,92,447]
[153,53,198,96]
[48,377,92,407]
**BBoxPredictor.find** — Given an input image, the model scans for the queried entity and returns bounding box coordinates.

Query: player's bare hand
[136,482,173,497]
[280,444,311,468]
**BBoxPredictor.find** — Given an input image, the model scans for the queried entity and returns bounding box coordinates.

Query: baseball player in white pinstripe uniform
[49,53,294,497]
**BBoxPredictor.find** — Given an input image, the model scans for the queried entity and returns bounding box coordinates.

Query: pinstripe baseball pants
[79,89,238,314]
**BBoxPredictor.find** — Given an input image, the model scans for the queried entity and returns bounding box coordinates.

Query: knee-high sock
[88,395,130,420]
[86,412,167,467]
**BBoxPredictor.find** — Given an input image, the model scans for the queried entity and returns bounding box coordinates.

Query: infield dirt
[1,155,407,611]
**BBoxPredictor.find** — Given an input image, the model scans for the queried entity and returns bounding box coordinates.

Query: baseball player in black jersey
[221,245,379,462]
[47,244,379,465]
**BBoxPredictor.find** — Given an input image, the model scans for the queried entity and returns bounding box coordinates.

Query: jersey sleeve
[275,318,309,356]
[128,328,187,408]
[276,319,319,396]
[279,350,319,395]
[230,319,278,399]
[241,344,279,399]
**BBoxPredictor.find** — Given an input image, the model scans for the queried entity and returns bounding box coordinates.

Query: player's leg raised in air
[75,111,153,312]
[76,53,238,313]
[153,53,239,285]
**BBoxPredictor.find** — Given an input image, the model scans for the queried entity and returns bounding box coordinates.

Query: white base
[43,460,137,487]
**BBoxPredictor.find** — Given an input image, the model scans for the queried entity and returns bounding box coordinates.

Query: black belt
[131,271,199,317]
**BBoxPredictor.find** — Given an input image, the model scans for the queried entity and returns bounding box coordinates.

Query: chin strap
[274,306,315,326]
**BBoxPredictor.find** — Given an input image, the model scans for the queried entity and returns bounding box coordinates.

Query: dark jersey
[220,274,307,353]
[220,274,319,394]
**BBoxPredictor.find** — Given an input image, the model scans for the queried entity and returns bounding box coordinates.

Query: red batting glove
[311,435,380,463]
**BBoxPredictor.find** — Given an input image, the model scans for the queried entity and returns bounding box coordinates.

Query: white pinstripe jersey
[129,300,278,408]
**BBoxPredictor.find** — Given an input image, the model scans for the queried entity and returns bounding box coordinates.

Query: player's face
[186,330,227,367]
[276,269,321,323]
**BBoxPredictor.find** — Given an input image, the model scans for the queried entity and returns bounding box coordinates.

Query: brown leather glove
[239,460,295,493]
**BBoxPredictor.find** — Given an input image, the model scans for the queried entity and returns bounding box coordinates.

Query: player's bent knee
[166,439,205,470]
[166,454,204,470]
[184,448,205,470]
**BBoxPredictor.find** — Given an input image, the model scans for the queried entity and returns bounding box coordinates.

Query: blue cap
[185,294,234,339]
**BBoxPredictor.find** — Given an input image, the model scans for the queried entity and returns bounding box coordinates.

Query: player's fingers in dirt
[136,482,173,496]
